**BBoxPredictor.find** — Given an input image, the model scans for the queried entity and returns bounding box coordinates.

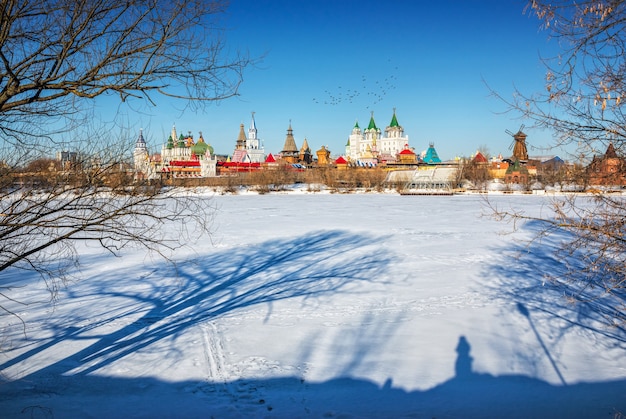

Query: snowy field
[1,190,625,418]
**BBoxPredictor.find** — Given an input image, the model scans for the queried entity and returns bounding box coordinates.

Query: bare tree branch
[0,0,251,141]
[489,1,626,326]
[0,0,249,313]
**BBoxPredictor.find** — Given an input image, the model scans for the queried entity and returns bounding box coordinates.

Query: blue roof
[423,144,441,164]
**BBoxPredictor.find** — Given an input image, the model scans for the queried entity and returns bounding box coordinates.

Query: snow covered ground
[1,190,625,418]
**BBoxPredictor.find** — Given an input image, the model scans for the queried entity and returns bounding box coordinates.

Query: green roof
[505,158,528,174]
[191,138,211,156]
[166,135,174,149]
[367,114,377,130]
[389,111,399,127]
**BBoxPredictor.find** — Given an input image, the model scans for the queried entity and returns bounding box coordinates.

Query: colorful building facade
[133,125,217,179]
[345,109,410,164]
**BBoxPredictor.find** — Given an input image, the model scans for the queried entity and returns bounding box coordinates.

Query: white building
[381,109,409,158]
[345,109,409,164]
[232,112,265,163]
[133,129,150,179]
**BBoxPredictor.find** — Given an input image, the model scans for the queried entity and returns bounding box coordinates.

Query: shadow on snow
[1,335,624,418]
[1,228,625,417]
[482,219,626,352]
[1,230,391,377]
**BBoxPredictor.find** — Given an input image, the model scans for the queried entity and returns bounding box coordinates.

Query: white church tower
[133,128,150,178]
[248,111,258,149]
[346,120,362,161]
[362,112,381,157]
[245,111,265,163]
[381,108,409,158]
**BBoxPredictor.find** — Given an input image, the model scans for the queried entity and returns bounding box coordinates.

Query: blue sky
[131,0,559,160]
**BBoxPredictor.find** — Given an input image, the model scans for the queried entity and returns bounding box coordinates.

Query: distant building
[538,156,565,171]
[422,143,442,164]
[232,125,251,163]
[280,122,299,164]
[263,153,278,170]
[472,151,488,164]
[504,159,529,185]
[345,109,409,164]
[382,109,409,159]
[362,113,381,163]
[586,143,626,186]
[133,130,149,179]
[56,150,79,170]
[510,130,529,161]
[299,138,313,165]
[335,155,349,169]
[316,146,331,165]
[133,126,217,179]
[232,112,266,163]
[346,120,363,162]
[397,144,417,164]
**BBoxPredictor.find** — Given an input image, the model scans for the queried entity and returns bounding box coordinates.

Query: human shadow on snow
[1,335,624,418]
[2,227,626,417]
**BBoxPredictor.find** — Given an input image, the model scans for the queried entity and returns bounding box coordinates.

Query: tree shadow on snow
[2,228,626,417]
[0,230,392,378]
[469,218,626,415]
[1,335,624,418]
[481,219,626,352]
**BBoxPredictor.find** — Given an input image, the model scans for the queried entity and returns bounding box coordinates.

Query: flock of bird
[312,67,398,109]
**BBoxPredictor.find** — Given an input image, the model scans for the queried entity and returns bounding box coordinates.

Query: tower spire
[389,107,400,128]
[171,124,177,143]
[135,128,147,150]
[367,111,377,130]
[248,111,258,143]
[236,123,246,150]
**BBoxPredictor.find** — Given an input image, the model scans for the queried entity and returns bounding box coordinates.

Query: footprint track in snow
[201,322,227,384]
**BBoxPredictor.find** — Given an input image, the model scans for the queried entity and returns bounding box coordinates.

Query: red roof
[169,160,200,167]
[265,153,276,163]
[335,156,348,164]
[399,148,415,155]
[217,161,261,168]
[217,161,261,172]
[473,152,488,163]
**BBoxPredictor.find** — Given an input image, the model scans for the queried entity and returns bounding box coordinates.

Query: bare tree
[0,0,250,311]
[490,1,626,326]
[1,137,214,302]
[493,0,626,158]
[0,0,249,141]
[460,158,493,191]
